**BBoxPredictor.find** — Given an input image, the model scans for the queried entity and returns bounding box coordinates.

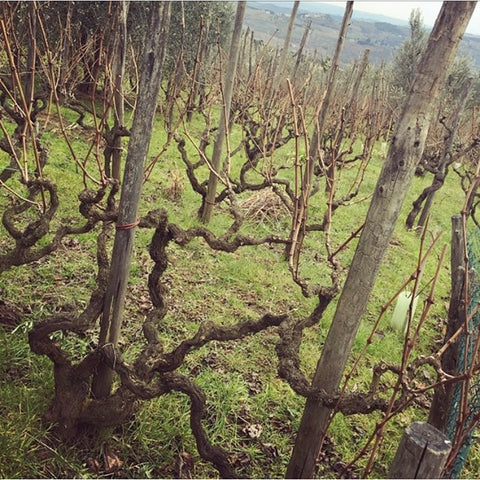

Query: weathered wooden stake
[91,2,171,399]
[286,4,476,477]
[389,422,452,478]
[201,1,246,223]
[428,214,467,431]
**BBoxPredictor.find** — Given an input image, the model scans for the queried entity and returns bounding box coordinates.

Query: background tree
[165,1,233,78]
[391,8,427,96]
[405,78,477,230]
[64,2,110,96]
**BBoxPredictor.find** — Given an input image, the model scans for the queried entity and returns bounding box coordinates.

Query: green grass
[0,102,477,478]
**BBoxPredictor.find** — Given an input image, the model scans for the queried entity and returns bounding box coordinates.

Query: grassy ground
[0,105,478,479]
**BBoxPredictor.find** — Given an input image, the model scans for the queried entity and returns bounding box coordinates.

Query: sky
[321,2,480,35]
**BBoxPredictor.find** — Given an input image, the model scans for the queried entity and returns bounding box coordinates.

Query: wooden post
[286,4,476,478]
[91,2,171,399]
[200,1,246,223]
[428,215,467,431]
[389,422,452,478]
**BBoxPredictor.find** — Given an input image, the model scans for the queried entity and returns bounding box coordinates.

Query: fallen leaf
[102,442,123,474]
[63,237,80,248]
[201,352,219,368]
[189,364,201,376]
[260,442,279,458]
[176,451,194,478]
[242,423,263,439]
[245,372,263,395]
[228,452,251,468]
[269,415,292,435]
[86,457,101,475]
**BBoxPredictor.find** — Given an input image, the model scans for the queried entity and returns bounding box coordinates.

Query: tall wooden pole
[111,1,129,181]
[428,215,468,430]
[92,2,171,399]
[200,1,246,223]
[286,3,477,477]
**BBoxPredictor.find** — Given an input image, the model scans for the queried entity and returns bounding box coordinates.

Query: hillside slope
[245,2,480,67]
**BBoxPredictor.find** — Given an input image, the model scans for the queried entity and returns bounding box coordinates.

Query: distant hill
[244,2,480,68]
[264,1,410,27]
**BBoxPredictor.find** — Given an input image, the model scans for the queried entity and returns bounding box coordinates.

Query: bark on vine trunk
[286,3,476,478]
[92,1,171,399]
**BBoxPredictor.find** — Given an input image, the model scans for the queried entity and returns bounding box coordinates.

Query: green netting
[446,227,480,478]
